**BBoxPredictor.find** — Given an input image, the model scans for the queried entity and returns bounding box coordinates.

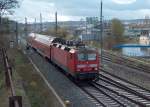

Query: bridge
[113,44,150,48]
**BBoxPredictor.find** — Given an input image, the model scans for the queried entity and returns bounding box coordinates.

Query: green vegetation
[0,49,31,107]
[0,17,17,33]
[111,18,124,41]
[41,27,74,40]
[90,18,126,50]
[0,19,18,49]
[0,0,20,37]
[11,49,56,107]
[89,41,101,49]
[0,71,3,89]
[0,54,8,107]
[104,18,125,49]
[0,0,20,33]
[0,0,19,16]
[0,72,8,107]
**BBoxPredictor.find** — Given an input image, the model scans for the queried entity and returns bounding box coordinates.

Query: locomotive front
[75,47,99,80]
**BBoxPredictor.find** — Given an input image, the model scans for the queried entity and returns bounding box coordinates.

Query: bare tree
[0,0,19,31]
[0,0,19,16]
[0,0,19,48]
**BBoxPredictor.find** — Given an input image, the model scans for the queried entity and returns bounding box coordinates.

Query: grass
[0,71,3,91]
[0,56,9,107]
[8,49,55,107]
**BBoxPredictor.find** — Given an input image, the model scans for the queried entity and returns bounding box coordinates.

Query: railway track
[102,51,150,74]
[32,48,150,107]
[77,68,150,107]
[79,84,105,107]
[19,34,150,106]
[0,48,3,69]
[98,69,150,106]
[81,85,125,107]
[100,69,150,95]
[25,46,150,107]
[0,48,22,107]
[79,80,149,107]
[91,82,140,107]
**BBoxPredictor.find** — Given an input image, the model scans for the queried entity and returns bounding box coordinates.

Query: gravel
[103,60,150,90]
[26,49,97,107]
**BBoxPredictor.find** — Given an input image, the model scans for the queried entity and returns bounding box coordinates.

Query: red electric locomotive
[27,33,100,80]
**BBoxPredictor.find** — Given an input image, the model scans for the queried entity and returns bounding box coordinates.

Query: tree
[41,27,70,39]
[111,18,125,43]
[103,18,125,49]
[0,0,19,48]
[0,0,19,16]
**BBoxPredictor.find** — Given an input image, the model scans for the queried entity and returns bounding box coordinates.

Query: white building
[139,31,150,45]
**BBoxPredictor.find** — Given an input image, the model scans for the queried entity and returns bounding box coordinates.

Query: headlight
[94,68,98,70]
[77,69,80,71]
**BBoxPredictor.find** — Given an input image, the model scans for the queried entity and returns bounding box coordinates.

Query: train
[26,33,100,80]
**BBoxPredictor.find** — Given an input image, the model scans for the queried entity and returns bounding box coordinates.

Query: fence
[1,48,22,107]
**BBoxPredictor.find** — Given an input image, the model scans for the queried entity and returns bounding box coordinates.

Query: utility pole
[25,17,28,36]
[0,14,2,31]
[40,13,43,32]
[0,16,1,29]
[6,18,10,33]
[86,18,88,41]
[55,12,58,35]
[34,18,36,33]
[15,22,18,47]
[100,0,103,66]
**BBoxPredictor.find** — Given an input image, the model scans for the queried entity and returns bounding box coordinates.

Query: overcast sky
[9,0,150,23]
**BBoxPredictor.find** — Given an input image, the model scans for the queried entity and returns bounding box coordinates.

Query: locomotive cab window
[78,53,96,61]
[78,53,86,61]
[88,53,96,61]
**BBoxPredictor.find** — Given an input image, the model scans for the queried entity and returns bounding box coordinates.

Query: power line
[25,17,28,36]
[100,0,103,66]
[55,12,58,35]
[15,22,18,47]
[34,18,36,33]
[40,13,43,32]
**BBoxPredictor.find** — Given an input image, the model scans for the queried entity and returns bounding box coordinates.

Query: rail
[1,48,22,107]
[98,69,150,106]
[102,52,150,74]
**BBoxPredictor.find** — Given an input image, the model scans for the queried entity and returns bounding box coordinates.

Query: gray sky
[9,0,150,22]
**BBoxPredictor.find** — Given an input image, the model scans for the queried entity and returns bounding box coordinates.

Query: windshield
[78,53,87,61]
[88,53,96,61]
[78,53,96,61]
